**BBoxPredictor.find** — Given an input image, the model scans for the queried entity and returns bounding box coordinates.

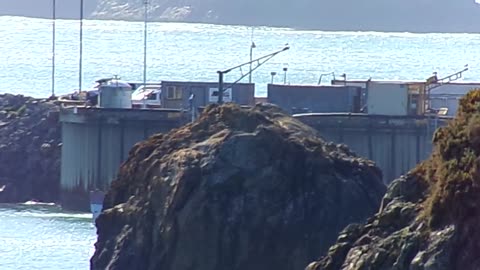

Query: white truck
[131,84,162,108]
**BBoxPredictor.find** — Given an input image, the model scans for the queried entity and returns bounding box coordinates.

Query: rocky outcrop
[0,94,61,203]
[91,103,386,270]
[306,90,480,270]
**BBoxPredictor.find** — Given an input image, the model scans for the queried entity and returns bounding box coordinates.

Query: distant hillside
[91,0,480,33]
[1,0,480,33]
[0,0,98,19]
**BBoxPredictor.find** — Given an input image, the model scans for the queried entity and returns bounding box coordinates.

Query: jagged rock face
[91,103,386,270]
[307,90,480,270]
[306,175,433,270]
[0,94,61,203]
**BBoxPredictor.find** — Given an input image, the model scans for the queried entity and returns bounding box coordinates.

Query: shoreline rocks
[91,103,386,270]
[0,94,61,204]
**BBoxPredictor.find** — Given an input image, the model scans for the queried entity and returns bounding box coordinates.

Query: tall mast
[248,27,255,84]
[51,0,56,97]
[142,0,148,108]
[79,0,84,92]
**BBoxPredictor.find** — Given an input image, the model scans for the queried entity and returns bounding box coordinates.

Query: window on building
[166,86,183,100]
[147,93,157,100]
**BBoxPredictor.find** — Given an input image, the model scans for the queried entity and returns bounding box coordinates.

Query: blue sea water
[1,16,480,98]
[1,15,480,269]
[0,203,95,270]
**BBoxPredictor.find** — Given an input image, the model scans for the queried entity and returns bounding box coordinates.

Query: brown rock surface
[91,103,386,270]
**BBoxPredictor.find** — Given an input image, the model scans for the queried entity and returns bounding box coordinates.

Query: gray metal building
[267,84,363,114]
[333,79,480,116]
[161,81,255,109]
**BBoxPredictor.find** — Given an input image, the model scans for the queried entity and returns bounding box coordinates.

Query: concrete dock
[295,113,450,182]
[57,78,460,211]
[60,107,188,210]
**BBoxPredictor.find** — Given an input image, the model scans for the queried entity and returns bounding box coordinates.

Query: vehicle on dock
[131,84,162,108]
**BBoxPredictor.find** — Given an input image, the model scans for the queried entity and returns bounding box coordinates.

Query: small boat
[89,190,105,223]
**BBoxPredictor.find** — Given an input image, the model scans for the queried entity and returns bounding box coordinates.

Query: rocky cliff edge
[0,94,61,203]
[307,90,480,270]
[90,103,386,270]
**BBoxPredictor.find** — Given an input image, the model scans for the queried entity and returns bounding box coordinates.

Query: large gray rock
[91,103,386,270]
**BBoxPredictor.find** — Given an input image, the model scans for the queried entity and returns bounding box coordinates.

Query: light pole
[341,73,347,86]
[270,72,277,84]
[79,0,84,92]
[248,41,256,83]
[248,27,255,84]
[189,93,195,122]
[217,45,290,104]
[51,0,56,98]
[143,0,148,109]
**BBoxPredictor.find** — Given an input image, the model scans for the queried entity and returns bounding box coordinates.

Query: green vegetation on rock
[421,90,480,228]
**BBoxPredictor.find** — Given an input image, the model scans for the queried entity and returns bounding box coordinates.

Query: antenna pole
[248,27,255,84]
[143,0,148,108]
[51,0,56,98]
[217,71,224,104]
[79,0,84,92]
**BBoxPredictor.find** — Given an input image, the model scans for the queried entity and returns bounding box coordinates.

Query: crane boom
[425,65,469,91]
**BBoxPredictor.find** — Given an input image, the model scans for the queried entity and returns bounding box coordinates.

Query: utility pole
[143,0,148,109]
[79,0,84,92]
[189,93,195,122]
[217,45,290,104]
[51,0,56,98]
[248,27,255,84]
[217,71,224,103]
[270,72,277,84]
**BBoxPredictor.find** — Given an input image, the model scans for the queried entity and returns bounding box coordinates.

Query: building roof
[430,83,480,95]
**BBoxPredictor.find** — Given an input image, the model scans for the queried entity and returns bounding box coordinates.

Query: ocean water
[0,203,95,270]
[1,15,480,269]
[1,16,480,98]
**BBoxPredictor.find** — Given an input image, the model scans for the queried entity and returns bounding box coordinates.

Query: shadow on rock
[91,103,386,270]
